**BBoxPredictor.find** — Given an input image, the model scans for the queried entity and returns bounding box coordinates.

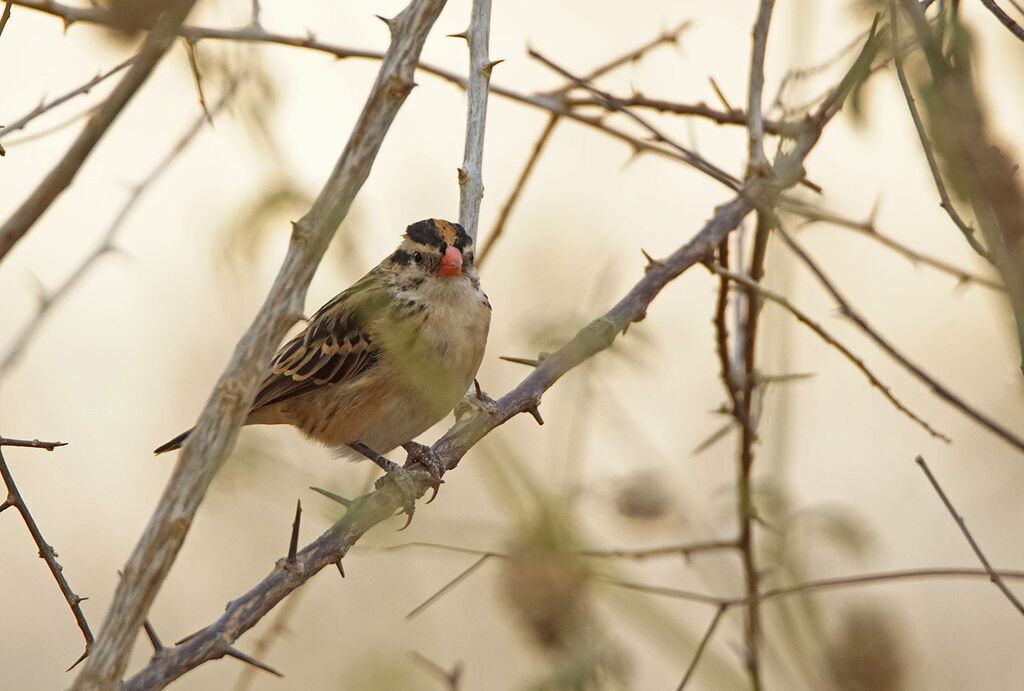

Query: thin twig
[0,55,135,140]
[915,455,1024,615]
[979,0,1024,42]
[478,22,692,266]
[579,540,738,560]
[888,1,991,262]
[785,199,1004,291]
[565,94,803,137]
[406,554,493,620]
[0,0,199,261]
[707,263,951,442]
[0,436,67,450]
[475,113,557,268]
[606,567,1024,606]
[528,48,741,191]
[676,605,727,690]
[0,86,236,379]
[0,444,93,667]
[0,0,13,40]
[74,3,449,689]
[745,0,775,173]
[455,0,494,241]
[774,223,1024,454]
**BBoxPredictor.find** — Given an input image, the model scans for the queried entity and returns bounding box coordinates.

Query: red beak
[438,245,463,277]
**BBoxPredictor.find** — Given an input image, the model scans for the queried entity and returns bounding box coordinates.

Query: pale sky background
[2,1,1024,689]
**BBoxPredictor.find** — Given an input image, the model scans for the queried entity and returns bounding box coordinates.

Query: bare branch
[707,263,951,442]
[0,1,13,41]
[476,113,557,268]
[71,2,449,689]
[888,2,991,262]
[0,0,199,262]
[0,444,93,666]
[774,223,1024,455]
[745,0,775,173]
[0,85,236,379]
[676,605,727,690]
[0,57,134,140]
[456,0,494,241]
[979,0,1024,42]
[916,456,1024,615]
[579,540,738,561]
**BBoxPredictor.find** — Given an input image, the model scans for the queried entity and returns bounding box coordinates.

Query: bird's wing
[251,274,385,411]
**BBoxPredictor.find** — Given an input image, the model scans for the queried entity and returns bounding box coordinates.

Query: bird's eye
[412,251,424,264]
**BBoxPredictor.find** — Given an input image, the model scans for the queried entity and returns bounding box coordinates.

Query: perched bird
[155,219,491,505]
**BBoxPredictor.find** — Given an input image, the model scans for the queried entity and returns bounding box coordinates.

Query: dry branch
[0,0,199,262]
[71,1,448,688]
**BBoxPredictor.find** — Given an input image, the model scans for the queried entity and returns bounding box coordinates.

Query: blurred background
[2,0,1024,689]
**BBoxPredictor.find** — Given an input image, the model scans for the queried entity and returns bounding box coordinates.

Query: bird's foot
[350,442,418,527]
[401,441,445,503]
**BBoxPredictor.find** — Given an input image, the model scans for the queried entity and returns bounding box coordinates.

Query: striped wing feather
[251,276,383,411]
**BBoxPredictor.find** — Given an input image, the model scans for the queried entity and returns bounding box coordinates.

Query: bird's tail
[153,428,193,455]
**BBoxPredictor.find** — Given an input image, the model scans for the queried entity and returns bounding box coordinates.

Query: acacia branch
[775,223,1024,455]
[0,0,199,262]
[454,0,494,241]
[916,456,1024,615]
[0,85,236,380]
[0,441,92,668]
[71,2,448,689]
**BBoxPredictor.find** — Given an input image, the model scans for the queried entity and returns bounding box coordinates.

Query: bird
[155,218,491,510]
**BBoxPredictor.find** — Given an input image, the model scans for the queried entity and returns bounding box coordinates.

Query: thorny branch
[72,2,449,689]
[0,85,237,380]
[0,440,92,668]
[454,0,494,241]
[916,456,1024,615]
[0,0,199,261]
[775,223,1024,455]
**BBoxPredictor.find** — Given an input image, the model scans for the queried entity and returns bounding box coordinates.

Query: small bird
[155,219,491,506]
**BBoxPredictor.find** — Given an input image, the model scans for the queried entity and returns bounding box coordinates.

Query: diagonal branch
[71,2,449,689]
[0,0,199,262]
[916,455,1024,615]
[0,442,93,668]
[0,85,236,380]
[774,223,1024,455]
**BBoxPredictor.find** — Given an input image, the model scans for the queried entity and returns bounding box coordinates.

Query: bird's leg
[349,442,417,524]
[401,441,445,503]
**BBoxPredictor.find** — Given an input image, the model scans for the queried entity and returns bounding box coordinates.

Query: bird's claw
[373,464,418,527]
[401,441,444,503]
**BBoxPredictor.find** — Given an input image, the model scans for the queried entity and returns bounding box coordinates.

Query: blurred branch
[0,1,12,41]
[745,0,775,174]
[529,48,742,191]
[478,22,691,266]
[0,441,93,669]
[475,113,557,267]
[9,2,734,182]
[579,540,738,560]
[915,456,1024,615]
[0,84,237,380]
[0,0,199,262]
[774,222,1024,454]
[609,567,1024,606]
[979,0,1024,41]
[454,0,495,242]
[72,2,448,689]
[677,605,726,690]
[707,263,951,442]
[888,4,991,262]
[564,94,804,137]
[785,199,1004,291]
[895,0,1024,373]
